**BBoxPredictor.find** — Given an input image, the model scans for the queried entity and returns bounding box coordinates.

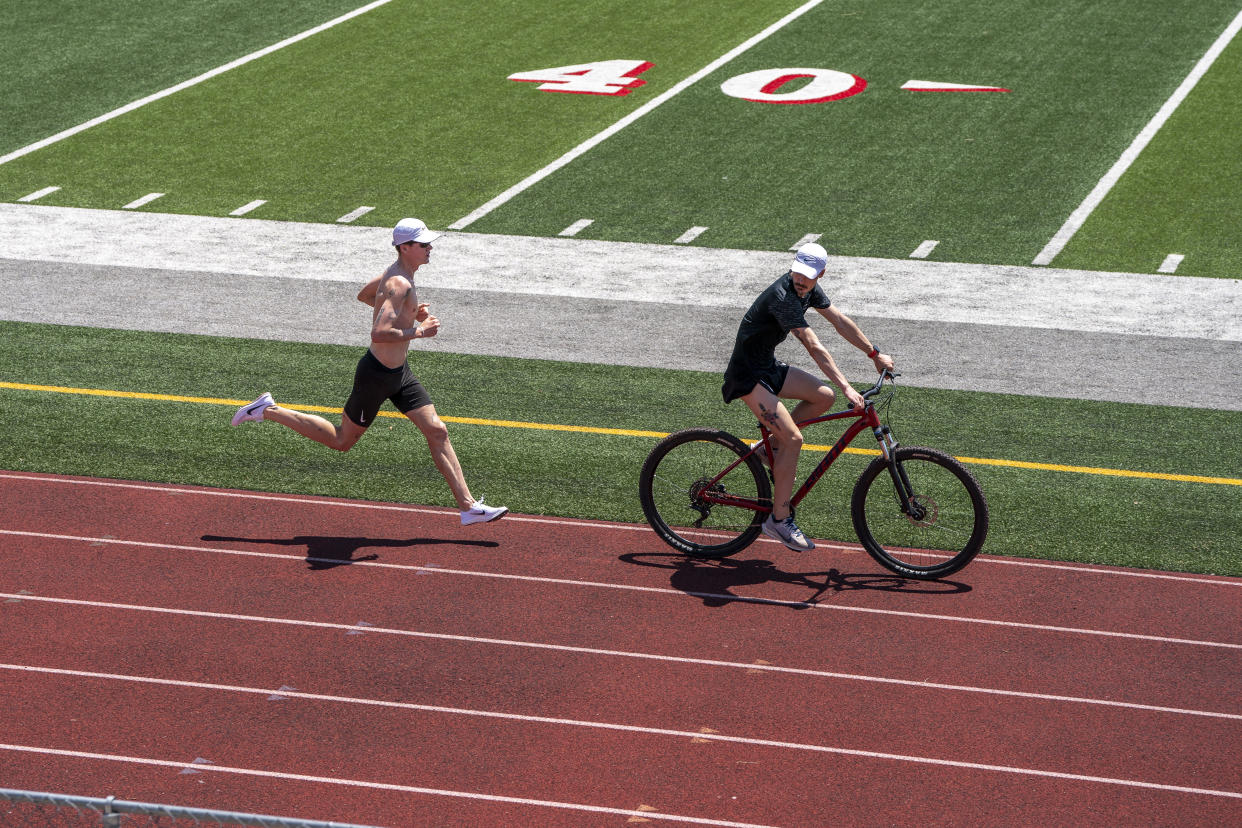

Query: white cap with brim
[392,217,442,246]
[790,242,828,278]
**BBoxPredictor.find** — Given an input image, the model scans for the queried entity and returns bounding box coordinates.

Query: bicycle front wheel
[639,428,771,558]
[851,446,988,579]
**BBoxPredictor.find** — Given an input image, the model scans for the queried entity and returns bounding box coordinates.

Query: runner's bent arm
[791,326,865,409]
[357,276,429,321]
[816,306,895,373]
[370,277,430,342]
[357,275,381,307]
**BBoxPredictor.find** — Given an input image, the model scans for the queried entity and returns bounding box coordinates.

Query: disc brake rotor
[904,494,938,527]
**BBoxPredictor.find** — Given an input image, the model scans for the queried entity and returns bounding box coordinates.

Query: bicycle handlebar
[851,369,898,409]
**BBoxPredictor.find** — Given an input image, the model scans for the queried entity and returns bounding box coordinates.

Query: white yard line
[1032,8,1242,266]
[121,193,164,210]
[335,206,375,223]
[0,0,397,168]
[559,219,594,237]
[17,186,59,203]
[447,0,828,230]
[229,200,267,217]
[1158,253,1185,274]
[674,226,709,244]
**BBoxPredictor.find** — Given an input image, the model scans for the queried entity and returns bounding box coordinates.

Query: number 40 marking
[510,61,1007,102]
[507,60,864,103]
[507,60,654,96]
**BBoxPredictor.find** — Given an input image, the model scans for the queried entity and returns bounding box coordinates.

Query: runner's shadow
[202,534,499,570]
[618,552,970,608]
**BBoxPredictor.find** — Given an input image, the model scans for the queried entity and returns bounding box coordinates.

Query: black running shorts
[343,349,432,427]
[721,360,790,404]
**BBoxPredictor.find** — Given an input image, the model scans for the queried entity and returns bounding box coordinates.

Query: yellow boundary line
[3,381,1239,487]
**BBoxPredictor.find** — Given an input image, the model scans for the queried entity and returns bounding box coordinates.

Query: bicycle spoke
[851,446,988,579]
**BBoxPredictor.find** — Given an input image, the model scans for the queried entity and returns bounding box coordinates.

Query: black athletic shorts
[721,359,790,404]
[343,349,432,427]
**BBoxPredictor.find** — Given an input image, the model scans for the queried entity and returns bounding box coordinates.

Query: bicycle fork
[875,426,924,520]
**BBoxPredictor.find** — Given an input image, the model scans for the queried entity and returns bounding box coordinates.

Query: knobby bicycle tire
[850,446,988,579]
[639,428,771,558]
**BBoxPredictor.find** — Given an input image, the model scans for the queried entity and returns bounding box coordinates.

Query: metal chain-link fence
[0,789,383,828]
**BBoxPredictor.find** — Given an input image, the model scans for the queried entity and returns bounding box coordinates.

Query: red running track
[1,470,1240,827]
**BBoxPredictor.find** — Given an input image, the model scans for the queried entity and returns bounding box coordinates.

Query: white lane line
[0,744,776,827]
[17,186,60,202]
[448,0,828,230]
[0,0,398,168]
[3,739,1239,802]
[335,206,375,223]
[559,219,593,237]
[790,233,821,250]
[6,532,1241,649]
[3,472,1241,587]
[121,193,164,210]
[910,240,939,259]
[1158,253,1185,274]
[8,590,1242,718]
[974,554,1238,585]
[7,627,1242,723]
[229,200,266,217]
[7,667,1242,800]
[674,226,708,244]
[1032,8,1242,266]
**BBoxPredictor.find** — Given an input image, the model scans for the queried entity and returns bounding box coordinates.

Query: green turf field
[2,2,1239,578]
[3,322,1238,576]
[1054,33,1242,278]
[2,0,1240,275]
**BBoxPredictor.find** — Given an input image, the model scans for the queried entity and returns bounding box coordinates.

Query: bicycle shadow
[201,533,499,570]
[618,552,970,609]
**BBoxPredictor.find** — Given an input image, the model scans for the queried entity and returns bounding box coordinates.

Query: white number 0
[508,60,654,96]
[720,68,866,104]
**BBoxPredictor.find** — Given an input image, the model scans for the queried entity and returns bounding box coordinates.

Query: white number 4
[508,60,653,96]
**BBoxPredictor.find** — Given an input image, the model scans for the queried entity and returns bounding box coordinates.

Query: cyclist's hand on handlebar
[872,351,895,373]
[843,386,866,411]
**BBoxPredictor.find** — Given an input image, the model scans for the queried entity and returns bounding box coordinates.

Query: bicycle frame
[699,379,902,515]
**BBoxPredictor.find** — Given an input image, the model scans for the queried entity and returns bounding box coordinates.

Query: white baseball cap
[392,217,442,246]
[790,242,828,279]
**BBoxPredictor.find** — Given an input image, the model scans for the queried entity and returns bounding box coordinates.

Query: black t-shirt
[725,272,831,377]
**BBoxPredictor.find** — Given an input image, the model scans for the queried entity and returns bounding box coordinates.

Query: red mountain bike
[638,371,988,579]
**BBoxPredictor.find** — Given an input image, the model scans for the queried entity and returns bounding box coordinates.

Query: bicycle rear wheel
[851,446,988,579]
[639,428,771,558]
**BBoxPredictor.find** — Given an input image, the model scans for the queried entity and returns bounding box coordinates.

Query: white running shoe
[761,514,815,551]
[461,499,508,526]
[231,392,274,426]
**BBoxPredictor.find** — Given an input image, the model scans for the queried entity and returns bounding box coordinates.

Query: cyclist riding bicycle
[722,242,894,551]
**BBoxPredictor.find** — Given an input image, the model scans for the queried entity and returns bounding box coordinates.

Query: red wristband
[867,347,879,359]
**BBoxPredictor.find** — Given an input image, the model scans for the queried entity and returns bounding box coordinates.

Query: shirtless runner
[231,218,507,526]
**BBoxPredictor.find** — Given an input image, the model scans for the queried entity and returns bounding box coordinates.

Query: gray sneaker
[761,514,815,551]
[231,392,274,426]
